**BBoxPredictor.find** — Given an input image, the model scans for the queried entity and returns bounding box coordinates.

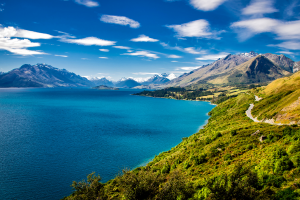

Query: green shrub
[287,141,300,154]
[223,153,232,161]
[290,155,300,167]
[246,144,254,150]
[118,169,163,200]
[273,148,288,160]
[68,172,105,200]
[209,147,220,157]
[183,161,191,169]
[161,163,170,174]
[275,188,298,200]
[274,156,294,174]
[231,130,237,136]
[212,132,222,141]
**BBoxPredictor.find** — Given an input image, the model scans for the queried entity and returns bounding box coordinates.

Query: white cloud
[189,0,227,11]
[176,66,201,71]
[168,55,182,58]
[123,51,159,59]
[273,41,300,50]
[275,20,300,40]
[160,42,183,51]
[100,15,140,28]
[231,18,279,34]
[276,51,295,55]
[231,18,300,41]
[113,46,131,50]
[74,0,99,7]
[132,72,159,75]
[0,26,54,39]
[0,37,47,55]
[55,55,68,57]
[196,53,228,60]
[171,61,178,62]
[99,49,109,52]
[62,37,116,46]
[167,19,213,38]
[184,47,207,54]
[15,29,54,39]
[6,48,46,55]
[99,57,108,59]
[242,0,278,15]
[130,34,158,42]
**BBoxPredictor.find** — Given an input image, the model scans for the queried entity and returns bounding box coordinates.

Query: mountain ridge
[0,64,93,88]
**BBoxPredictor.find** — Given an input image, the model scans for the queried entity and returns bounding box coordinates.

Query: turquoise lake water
[0,88,215,200]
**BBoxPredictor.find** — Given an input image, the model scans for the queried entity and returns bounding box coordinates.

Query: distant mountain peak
[238,51,260,58]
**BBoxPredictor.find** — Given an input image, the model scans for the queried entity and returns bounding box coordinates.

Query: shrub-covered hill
[63,83,300,199]
[252,70,300,124]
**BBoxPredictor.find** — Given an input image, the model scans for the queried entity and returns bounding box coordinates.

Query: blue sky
[0,0,300,81]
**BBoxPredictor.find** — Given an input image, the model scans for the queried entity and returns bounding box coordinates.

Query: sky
[0,0,300,81]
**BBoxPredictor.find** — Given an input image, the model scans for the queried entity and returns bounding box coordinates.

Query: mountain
[263,53,296,73]
[140,73,177,85]
[0,63,93,88]
[167,53,253,87]
[0,72,4,75]
[167,52,293,87]
[207,55,290,85]
[294,61,300,72]
[115,78,141,88]
[86,77,114,87]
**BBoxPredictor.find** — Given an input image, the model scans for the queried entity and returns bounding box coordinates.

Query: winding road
[245,95,283,126]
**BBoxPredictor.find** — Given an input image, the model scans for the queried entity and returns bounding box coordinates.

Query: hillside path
[246,95,283,125]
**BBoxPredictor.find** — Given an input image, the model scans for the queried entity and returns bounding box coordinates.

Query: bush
[273,148,288,160]
[161,163,170,174]
[117,169,163,200]
[67,172,105,200]
[288,141,300,155]
[290,155,300,167]
[231,130,237,136]
[212,132,222,141]
[275,188,298,200]
[274,156,294,174]
[183,160,191,169]
[223,153,232,161]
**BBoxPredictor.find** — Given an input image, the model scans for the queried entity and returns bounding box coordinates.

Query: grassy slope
[64,76,300,200]
[252,71,300,124]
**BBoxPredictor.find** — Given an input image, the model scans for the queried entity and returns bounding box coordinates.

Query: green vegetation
[134,85,259,103]
[64,72,300,199]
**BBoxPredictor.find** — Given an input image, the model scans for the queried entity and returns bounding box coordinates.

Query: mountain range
[0,52,298,88]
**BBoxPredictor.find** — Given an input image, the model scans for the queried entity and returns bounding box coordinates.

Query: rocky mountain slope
[0,64,93,88]
[207,55,290,85]
[167,52,294,88]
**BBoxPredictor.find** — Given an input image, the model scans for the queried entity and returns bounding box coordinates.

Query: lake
[0,88,215,200]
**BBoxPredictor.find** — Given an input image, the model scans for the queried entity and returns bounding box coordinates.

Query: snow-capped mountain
[84,76,114,87]
[115,78,141,88]
[238,51,260,58]
[166,73,177,80]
